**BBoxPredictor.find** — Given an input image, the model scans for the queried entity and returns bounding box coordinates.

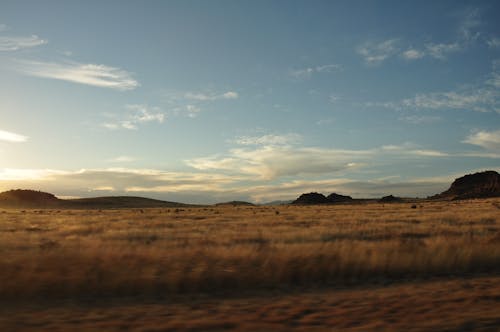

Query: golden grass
[3,276,500,331]
[1,198,499,300]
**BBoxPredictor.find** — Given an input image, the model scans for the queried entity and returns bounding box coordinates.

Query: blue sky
[0,0,499,203]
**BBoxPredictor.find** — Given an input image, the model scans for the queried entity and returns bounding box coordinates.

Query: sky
[0,0,499,203]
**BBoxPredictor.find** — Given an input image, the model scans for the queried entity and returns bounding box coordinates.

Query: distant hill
[0,189,62,208]
[378,195,403,203]
[66,196,192,208]
[262,200,294,206]
[215,200,255,207]
[0,189,191,209]
[434,170,500,200]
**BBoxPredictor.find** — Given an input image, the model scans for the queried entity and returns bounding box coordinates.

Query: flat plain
[1,198,500,331]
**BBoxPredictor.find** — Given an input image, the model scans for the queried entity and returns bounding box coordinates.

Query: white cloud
[0,168,64,181]
[126,104,165,123]
[186,146,366,180]
[487,37,500,48]
[463,130,500,151]
[403,89,496,112]
[398,115,441,124]
[0,129,28,143]
[186,142,453,181]
[370,60,499,113]
[103,104,165,130]
[459,8,481,43]
[186,104,202,118]
[14,60,139,91]
[425,42,461,60]
[108,156,136,163]
[234,133,302,146]
[290,64,342,79]
[184,91,239,101]
[316,118,335,126]
[0,35,47,51]
[357,39,399,65]
[402,48,425,60]
[222,91,239,99]
[162,89,238,118]
[0,24,9,32]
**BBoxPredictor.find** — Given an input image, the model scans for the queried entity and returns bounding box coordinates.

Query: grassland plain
[1,198,500,331]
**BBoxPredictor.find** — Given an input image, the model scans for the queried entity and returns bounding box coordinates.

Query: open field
[1,198,500,330]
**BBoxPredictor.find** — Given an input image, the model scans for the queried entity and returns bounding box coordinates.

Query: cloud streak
[184,91,239,101]
[103,104,165,130]
[233,133,302,146]
[357,39,399,65]
[186,141,455,180]
[368,60,500,113]
[0,129,28,143]
[14,60,139,90]
[0,35,47,51]
[463,130,500,151]
[290,64,342,79]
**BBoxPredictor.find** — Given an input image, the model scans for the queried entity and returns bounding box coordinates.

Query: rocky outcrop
[293,192,353,205]
[435,170,500,200]
[327,193,353,203]
[292,192,330,205]
[379,195,402,203]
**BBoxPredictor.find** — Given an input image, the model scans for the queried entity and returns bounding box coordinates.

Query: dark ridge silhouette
[0,190,191,209]
[292,192,330,205]
[434,170,500,200]
[66,196,193,208]
[327,193,353,203]
[379,195,403,203]
[0,189,62,208]
[215,201,255,207]
[262,200,294,206]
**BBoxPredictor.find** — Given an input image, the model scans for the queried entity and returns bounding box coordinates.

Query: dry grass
[3,276,500,331]
[1,198,499,300]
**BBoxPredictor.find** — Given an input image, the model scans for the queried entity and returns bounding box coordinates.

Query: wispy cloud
[0,129,28,143]
[108,156,136,163]
[0,35,47,51]
[184,91,239,101]
[290,64,342,79]
[14,60,139,90]
[0,24,8,32]
[316,118,335,126]
[362,9,482,63]
[163,89,239,118]
[463,129,500,151]
[233,133,302,146]
[487,37,500,48]
[356,39,399,65]
[398,115,441,124]
[186,146,365,180]
[425,42,462,60]
[399,43,462,61]
[185,104,202,118]
[459,8,481,43]
[368,60,499,113]
[401,48,425,60]
[186,141,452,180]
[103,104,165,130]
